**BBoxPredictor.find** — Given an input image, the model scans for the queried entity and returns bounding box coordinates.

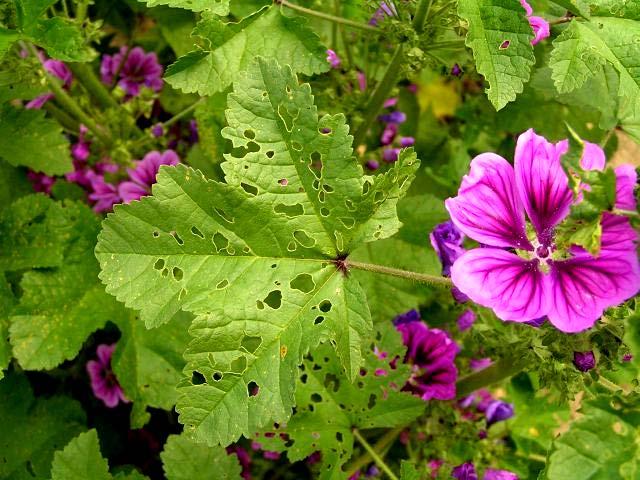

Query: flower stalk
[347,260,452,287]
[67,63,120,110]
[352,429,399,480]
[456,356,529,398]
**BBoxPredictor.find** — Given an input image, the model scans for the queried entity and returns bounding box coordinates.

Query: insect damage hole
[170,231,184,245]
[247,381,259,397]
[191,371,206,385]
[172,266,183,281]
[191,226,205,239]
[290,273,315,293]
[154,259,165,270]
[263,290,282,309]
[241,335,262,354]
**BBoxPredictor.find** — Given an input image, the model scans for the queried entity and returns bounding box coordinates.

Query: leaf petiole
[347,260,452,287]
[352,429,400,480]
[277,0,378,32]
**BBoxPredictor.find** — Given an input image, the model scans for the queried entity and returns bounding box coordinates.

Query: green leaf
[139,0,229,14]
[0,195,71,272]
[546,402,640,479]
[26,17,96,62]
[0,27,21,59]
[551,0,590,18]
[9,201,125,370]
[256,324,425,478]
[164,6,329,95]
[160,433,243,480]
[0,372,86,479]
[458,0,535,110]
[400,461,421,480]
[589,0,640,20]
[112,311,192,428]
[50,430,111,480]
[0,104,73,175]
[0,273,15,380]
[14,0,57,29]
[96,58,419,446]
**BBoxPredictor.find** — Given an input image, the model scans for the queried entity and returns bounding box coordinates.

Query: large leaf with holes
[164,6,329,95]
[0,104,73,175]
[256,324,425,479]
[96,58,419,446]
[161,433,243,480]
[458,0,535,110]
[9,201,125,370]
[0,372,86,479]
[138,0,229,14]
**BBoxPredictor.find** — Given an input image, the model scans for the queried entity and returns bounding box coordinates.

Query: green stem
[278,0,379,32]
[28,44,112,145]
[412,0,433,33]
[612,208,639,217]
[67,63,120,110]
[345,428,402,477]
[352,44,404,146]
[597,376,622,393]
[347,260,452,287]
[163,98,205,129]
[43,102,80,131]
[456,356,529,398]
[75,0,88,22]
[352,429,399,480]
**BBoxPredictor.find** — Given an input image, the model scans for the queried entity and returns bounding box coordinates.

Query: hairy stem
[277,0,378,32]
[43,102,80,132]
[345,427,402,477]
[347,260,452,287]
[352,44,404,146]
[163,98,205,129]
[456,356,529,398]
[352,429,399,480]
[413,0,433,33]
[67,63,120,110]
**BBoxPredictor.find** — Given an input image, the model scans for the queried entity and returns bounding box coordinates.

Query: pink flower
[118,150,180,203]
[101,46,163,97]
[26,59,73,109]
[88,172,121,213]
[520,0,550,45]
[86,343,128,408]
[27,171,56,193]
[446,129,640,333]
[326,49,341,69]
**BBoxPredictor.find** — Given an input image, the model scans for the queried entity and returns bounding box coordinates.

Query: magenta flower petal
[118,181,149,203]
[580,141,606,171]
[528,16,550,45]
[446,153,531,250]
[484,469,519,480]
[615,164,637,211]
[25,93,55,109]
[519,0,533,16]
[547,252,640,332]
[514,129,572,244]
[451,248,550,323]
[600,213,638,255]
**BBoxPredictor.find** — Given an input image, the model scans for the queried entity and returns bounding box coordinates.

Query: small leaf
[0,104,73,175]
[26,17,96,62]
[138,0,230,14]
[161,433,243,480]
[50,430,111,480]
[0,27,22,59]
[458,0,535,110]
[164,6,329,95]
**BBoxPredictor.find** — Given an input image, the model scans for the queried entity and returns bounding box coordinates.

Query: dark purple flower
[118,150,180,203]
[263,451,281,461]
[101,46,163,97]
[451,64,463,77]
[86,343,128,408]
[573,351,596,372]
[524,316,546,328]
[452,287,470,303]
[452,462,477,480]
[378,111,406,124]
[369,1,397,25]
[393,309,421,326]
[366,160,380,171]
[88,172,121,213]
[428,459,443,478]
[326,49,341,69]
[226,445,251,480]
[485,400,514,426]
[457,309,476,331]
[470,358,492,371]
[484,469,518,480]
[306,451,322,465]
[399,137,415,147]
[71,125,91,162]
[27,171,56,194]
[382,148,400,163]
[395,317,459,401]
[623,353,633,362]
[151,123,164,137]
[26,59,73,109]
[430,220,466,277]
[366,465,380,477]
[189,119,199,144]
[380,124,398,145]
[447,129,640,332]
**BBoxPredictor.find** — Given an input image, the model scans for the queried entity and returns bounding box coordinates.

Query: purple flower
[101,46,163,97]
[383,97,398,108]
[380,124,398,145]
[86,343,128,408]
[395,315,459,401]
[71,125,91,162]
[189,119,199,144]
[451,64,463,77]
[470,358,492,371]
[378,111,406,124]
[524,316,546,328]
[399,137,415,147]
[26,59,73,109]
[27,171,56,194]
[452,462,477,480]
[326,49,341,69]
[430,221,466,277]
[263,451,281,461]
[573,351,596,372]
[357,71,367,91]
[623,353,633,362]
[485,400,514,426]
[484,470,518,480]
[457,309,476,331]
[520,0,550,45]
[227,446,251,480]
[151,123,164,137]
[366,160,380,171]
[428,459,443,478]
[88,172,121,213]
[614,164,637,211]
[369,1,397,26]
[446,129,640,333]
[118,150,180,203]
[382,148,400,163]
[393,309,421,325]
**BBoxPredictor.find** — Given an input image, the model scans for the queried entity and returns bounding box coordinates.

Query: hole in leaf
[278,105,294,131]
[263,290,282,309]
[322,183,334,193]
[230,356,247,373]
[216,279,229,289]
[152,231,160,238]
[256,300,265,310]
[161,268,169,277]
[319,127,332,134]
[287,241,297,252]
[241,182,258,196]
[335,231,344,251]
[214,208,234,223]
[320,207,330,217]
[212,372,223,381]
[172,267,183,281]
[499,40,510,49]
[292,141,303,151]
[318,190,326,203]
[336,432,343,442]
[274,203,304,217]
[154,259,165,270]
[362,181,371,195]
[170,231,184,245]
[290,273,315,293]
[244,129,255,139]
[311,393,322,403]
[266,150,275,158]
[310,151,321,162]
[293,230,316,248]
[340,217,355,229]
[345,199,355,211]
[312,179,320,190]
[192,371,206,385]
[324,373,340,392]
[241,336,262,354]
[319,300,332,313]
[248,381,259,397]
[368,394,377,409]
[314,316,324,325]
[191,226,205,239]
[301,373,308,384]
[271,263,277,268]
[213,232,229,252]
[278,178,288,186]
[179,288,187,300]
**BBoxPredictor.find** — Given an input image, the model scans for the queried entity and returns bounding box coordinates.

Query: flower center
[535,245,549,259]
